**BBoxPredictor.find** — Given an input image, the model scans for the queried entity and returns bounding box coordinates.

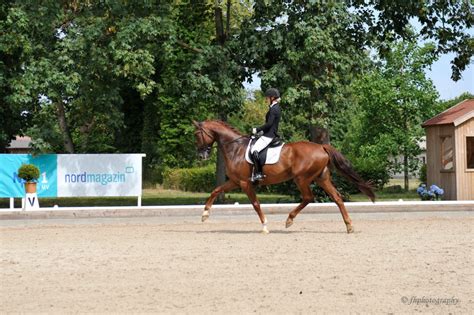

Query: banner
[57,154,143,197]
[0,154,144,198]
[0,154,57,198]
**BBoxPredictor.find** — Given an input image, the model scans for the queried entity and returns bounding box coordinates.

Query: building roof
[7,136,32,150]
[422,99,474,127]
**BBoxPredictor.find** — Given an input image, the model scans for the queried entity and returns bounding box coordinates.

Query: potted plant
[17,163,40,193]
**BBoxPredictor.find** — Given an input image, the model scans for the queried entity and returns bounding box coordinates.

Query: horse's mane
[211,120,247,137]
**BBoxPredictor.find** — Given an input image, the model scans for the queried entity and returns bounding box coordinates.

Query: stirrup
[251,172,265,183]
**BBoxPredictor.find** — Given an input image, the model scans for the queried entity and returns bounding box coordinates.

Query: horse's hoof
[261,227,270,234]
[285,218,293,228]
[346,225,354,233]
[201,210,210,222]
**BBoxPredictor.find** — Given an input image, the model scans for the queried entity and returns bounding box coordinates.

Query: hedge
[162,165,215,192]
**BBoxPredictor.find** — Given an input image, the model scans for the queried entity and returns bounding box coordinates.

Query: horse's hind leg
[315,176,354,233]
[202,180,238,222]
[286,177,314,228]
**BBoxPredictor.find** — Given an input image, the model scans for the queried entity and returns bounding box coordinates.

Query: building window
[441,136,454,171]
[467,137,474,169]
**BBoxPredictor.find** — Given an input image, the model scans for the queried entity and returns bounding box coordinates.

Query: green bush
[162,165,215,192]
[264,180,298,198]
[419,163,427,183]
[18,164,40,182]
[143,165,166,185]
[312,172,354,202]
[384,185,403,193]
[352,156,390,189]
[266,172,353,202]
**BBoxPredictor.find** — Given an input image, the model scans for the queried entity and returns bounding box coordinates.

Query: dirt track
[0,212,472,313]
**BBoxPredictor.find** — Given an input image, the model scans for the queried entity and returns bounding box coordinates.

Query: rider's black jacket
[257,103,281,138]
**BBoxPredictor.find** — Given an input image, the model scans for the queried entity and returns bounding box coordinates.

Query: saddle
[245,137,285,165]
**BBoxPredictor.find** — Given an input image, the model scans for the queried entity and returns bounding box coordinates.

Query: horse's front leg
[240,180,269,234]
[202,180,239,222]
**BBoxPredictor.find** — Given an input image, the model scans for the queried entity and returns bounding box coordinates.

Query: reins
[195,124,248,148]
[220,135,249,146]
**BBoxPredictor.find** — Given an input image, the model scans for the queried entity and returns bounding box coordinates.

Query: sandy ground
[0,211,472,314]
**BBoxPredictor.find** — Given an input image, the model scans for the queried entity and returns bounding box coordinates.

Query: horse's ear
[192,120,200,128]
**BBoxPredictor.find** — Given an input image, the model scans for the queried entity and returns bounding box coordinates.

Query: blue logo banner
[0,154,58,197]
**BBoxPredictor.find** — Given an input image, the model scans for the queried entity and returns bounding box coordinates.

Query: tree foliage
[349,0,473,81]
[434,92,474,113]
[341,40,439,190]
[239,1,370,139]
[1,0,472,186]
[1,1,246,166]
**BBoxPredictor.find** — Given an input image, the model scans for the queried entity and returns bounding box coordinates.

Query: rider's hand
[252,128,257,135]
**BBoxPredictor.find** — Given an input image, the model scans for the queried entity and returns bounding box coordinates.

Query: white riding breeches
[251,136,273,153]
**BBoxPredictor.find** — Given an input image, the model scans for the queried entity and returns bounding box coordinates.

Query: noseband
[194,125,213,154]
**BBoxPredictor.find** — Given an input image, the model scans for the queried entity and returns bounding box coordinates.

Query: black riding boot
[252,151,265,182]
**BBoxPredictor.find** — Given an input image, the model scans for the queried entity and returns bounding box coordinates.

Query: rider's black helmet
[264,88,280,98]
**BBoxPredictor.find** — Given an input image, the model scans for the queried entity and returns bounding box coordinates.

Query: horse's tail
[322,144,375,202]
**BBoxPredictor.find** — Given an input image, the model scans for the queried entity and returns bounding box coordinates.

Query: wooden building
[422,99,474,200]
[6,136,32,154]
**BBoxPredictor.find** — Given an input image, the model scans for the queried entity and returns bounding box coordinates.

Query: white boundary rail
[0,200,472,220]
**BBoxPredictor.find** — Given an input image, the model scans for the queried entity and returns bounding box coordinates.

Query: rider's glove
[252,128,257,135]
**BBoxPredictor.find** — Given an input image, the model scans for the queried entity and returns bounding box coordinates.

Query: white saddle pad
[245,141,285,165]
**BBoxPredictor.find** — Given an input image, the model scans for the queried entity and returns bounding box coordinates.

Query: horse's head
[193,120,215,160]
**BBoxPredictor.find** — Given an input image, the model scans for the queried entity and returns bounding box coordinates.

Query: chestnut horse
[193,120,375,233]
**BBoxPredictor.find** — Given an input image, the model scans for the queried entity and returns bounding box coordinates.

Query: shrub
[384,185,403,193]
[352,156,390,189]
[419,163,427,183]
[282,156,387,202]
[18,164,40,182]
[143,165,166,186]
[162,165,215,192]
[311,176,352,202]
[266,172,353,202]
[265,180,298,199]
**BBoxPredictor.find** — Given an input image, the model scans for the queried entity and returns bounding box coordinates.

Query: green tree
[0,2,36,151]
[2,1,172,154]
[344,40,439,190]
[239,1,370,141]
[2,0,471,190]
[1,0,254,191]
[349,0,473,81]
[434,92,474,114]
[228,90,267,133]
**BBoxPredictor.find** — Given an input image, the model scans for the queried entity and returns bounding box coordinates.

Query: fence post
[10,198,14,209]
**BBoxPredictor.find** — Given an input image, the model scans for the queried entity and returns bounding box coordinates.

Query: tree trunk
[216,112,227,202]
[56,101,74,153]
[214,3,225,45]
[141,102,157,169]
[214,0,229,202]
[310,125,330,144]
[404,152,409,192]
[225,0,231,37]
[403,111,409,191]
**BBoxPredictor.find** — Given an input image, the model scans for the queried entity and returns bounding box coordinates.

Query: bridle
[194,125,213,155]
[194,123,249,154]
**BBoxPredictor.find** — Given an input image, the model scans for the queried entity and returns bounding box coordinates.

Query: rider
[251,88,281,182]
